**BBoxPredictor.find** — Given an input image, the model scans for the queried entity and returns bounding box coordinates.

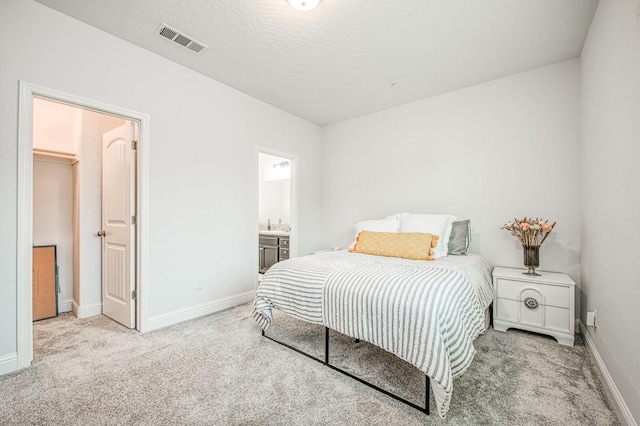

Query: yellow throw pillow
[349,231,439,261]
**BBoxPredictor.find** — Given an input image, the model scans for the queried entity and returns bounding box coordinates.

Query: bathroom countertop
[259,230,290,237]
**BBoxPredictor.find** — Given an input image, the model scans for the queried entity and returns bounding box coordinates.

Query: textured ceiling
[34,0,599,126]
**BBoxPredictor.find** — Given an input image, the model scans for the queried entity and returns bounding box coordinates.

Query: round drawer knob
[524,297,539,310]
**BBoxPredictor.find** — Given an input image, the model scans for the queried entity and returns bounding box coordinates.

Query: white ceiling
[34,0,599,126]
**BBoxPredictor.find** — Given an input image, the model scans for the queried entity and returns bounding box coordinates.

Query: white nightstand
[492,267,575,346]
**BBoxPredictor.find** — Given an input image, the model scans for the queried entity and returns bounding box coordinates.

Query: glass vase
[522,245,541,276]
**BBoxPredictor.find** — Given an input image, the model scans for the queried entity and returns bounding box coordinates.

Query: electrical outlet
[586,310,597,327]
[196,278,203,290]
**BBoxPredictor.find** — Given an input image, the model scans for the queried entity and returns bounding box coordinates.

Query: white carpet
[0,304,619,425]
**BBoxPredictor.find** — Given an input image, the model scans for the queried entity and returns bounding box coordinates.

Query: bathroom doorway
[257,149,297,280]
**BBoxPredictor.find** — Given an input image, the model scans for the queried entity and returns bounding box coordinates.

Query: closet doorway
[16,82,150,370]
[32,98,138,327]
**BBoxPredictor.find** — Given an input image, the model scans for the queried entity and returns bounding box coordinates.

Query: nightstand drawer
[496,298,571,332]
[495,278,570,309]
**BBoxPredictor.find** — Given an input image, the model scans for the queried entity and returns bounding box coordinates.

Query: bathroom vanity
[258,231,289,273]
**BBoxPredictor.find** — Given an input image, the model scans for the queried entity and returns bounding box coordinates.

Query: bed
[253,249,493,418]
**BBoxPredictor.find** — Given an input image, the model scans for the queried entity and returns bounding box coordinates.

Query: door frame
[256,147,298,285]
[16,81,151,370]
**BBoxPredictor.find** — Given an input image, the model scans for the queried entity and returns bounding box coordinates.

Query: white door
[101,122,137,328]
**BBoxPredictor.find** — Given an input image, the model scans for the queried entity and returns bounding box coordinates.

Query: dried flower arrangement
[502,217,556,247]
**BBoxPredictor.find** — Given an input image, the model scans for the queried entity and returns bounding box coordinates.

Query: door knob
[97,230,106,237]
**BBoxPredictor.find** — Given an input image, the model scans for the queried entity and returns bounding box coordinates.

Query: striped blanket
[253,250,493,418]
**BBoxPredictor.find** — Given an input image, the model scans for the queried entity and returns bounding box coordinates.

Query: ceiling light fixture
[288,0,320,11]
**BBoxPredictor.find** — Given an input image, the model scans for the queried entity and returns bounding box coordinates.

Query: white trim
[16,81,151,374]
[33,148,76,162]
[77,302,103,319]
[58,298,74,313]
[146,291,254,332]
[137,116,150,333]
[17,82,34,370]
[579,321,638,426]
[33,151,76,164]
[71,299,79,318]
[290,157,299,257]
[0,353,18,376]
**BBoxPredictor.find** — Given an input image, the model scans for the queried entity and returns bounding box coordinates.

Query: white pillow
[389,213,457,258]
[349,218,398,250]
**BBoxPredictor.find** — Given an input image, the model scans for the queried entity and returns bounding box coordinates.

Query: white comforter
[253,250,493,418]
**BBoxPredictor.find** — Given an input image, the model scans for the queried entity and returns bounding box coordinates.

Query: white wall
[33,98,80,154]
[259,180,291,225]
[322,59,581,288]
[33,156,74,313]
[259,153,291,225]
[581,0,640,423]
[0,0,323,368]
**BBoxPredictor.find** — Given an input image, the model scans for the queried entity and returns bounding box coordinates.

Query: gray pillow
[448,220,470,255]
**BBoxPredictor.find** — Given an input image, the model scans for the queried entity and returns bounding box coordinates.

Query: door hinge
[131,290,137,300]
[132,140,138,150]
[131,215,136,225]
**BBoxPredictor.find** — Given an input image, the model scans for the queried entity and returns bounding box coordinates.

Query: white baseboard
[147,290,254,332]
[76,302,102,319]
[58,298,73,313]
[579,320,638,426]
[0,353,18,376]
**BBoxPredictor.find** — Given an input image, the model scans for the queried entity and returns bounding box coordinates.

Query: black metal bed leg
[425,375,430,415]
[324,327,330,365]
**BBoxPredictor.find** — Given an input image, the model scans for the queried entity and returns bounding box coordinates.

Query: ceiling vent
[155,24,207,54]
